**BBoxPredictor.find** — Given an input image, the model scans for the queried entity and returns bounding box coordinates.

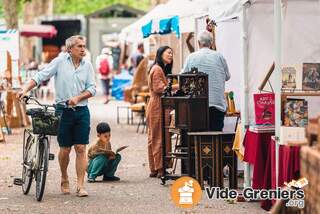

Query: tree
[21,0,53,62]
[1,0,32,28]
[53,0,150,15]
[0,1,3,18]
[0,0,151,19]
[151,0,168,7]
[3,0,19,29]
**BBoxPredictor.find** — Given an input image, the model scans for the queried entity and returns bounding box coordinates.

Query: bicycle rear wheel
[22,132,34,195]
[35,138,49,201]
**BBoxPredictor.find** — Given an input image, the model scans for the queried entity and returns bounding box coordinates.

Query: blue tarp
[142,20,153,38]
[159,16,180,38]
[141,16,180,39]
[111,70,133,100]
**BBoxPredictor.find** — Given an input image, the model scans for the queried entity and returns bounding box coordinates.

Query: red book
[254,93,275,125]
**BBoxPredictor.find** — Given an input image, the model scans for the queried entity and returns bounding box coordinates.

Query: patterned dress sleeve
[151,66,167,94]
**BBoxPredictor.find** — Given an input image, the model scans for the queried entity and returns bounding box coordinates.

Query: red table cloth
[243,130,274,189]
[243,130,301,211]
[260,139,300,210]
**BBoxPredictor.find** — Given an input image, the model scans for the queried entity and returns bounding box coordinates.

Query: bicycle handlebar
[22,96,69,109]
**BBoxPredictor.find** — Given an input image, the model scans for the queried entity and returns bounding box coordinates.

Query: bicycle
[14,96,69,201]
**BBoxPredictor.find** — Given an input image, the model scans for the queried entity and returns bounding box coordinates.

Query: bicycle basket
[30,109,61,136]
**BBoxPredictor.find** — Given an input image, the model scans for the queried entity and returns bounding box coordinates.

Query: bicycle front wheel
[35,137,49,201]
[22,131,34,195]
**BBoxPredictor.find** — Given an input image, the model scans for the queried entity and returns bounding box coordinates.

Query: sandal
[76,187,88,197]
[61,180,70,195]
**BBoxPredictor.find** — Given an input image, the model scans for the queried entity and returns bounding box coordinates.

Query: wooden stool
[188,131,237,189]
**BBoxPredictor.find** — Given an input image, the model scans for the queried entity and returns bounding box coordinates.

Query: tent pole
[179,34,183,72]
[241,2,250,188]
[274,0,282,189]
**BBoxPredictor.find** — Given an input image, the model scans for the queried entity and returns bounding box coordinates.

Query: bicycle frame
[22,95,68,170]
[23,129,48,171]
[17,96,69,201]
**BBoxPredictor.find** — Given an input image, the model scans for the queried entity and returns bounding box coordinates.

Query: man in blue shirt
[182,31,230,131]
[18,35,96,197]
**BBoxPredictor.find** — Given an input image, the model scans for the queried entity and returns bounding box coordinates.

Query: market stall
[0,30,30,137]
[205,0,320,211]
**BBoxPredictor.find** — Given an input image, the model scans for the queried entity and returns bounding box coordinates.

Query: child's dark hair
[96,122,111,134]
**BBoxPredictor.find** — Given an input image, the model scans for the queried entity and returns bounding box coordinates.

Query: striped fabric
[0,29,17,34]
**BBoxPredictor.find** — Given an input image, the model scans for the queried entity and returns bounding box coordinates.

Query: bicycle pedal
[13,178,23,186]
[49,153,55,160]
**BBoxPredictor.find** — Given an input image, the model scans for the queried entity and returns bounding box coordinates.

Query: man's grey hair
[65,35,86,50]
[198,31,213,47]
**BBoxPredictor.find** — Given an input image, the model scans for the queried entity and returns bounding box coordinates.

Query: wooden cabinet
[162,97,208,131]
[160,73,209,184]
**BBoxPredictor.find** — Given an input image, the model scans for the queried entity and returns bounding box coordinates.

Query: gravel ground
[0,96,266,214]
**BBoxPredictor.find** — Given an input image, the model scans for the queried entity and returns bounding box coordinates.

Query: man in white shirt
[182,31,231,131]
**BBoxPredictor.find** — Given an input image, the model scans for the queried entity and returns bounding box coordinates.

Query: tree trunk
[22,1,36,63]
[3,0,19,29]
[21,0,53,63]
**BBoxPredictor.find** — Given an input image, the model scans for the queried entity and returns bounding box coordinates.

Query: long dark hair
[149,46,173,76]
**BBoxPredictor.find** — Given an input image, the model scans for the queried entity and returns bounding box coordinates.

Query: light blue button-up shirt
[32,53,96,106]
[182,48,230,112]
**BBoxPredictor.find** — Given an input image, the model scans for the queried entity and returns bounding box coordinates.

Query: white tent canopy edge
[119,0,212,43]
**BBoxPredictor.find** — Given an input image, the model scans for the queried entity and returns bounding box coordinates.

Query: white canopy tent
[150,0,210,34]
[119,4,166,43]
[207,0,320,187]
[119,0,211,43]
[211,0,320,123]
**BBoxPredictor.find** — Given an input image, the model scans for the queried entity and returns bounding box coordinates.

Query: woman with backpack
[96,48,113,104]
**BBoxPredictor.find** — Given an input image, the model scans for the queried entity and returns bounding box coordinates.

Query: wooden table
[188,131,237,189]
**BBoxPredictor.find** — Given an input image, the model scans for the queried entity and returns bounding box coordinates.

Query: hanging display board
[0,50,7,76]
[0,30,20,88]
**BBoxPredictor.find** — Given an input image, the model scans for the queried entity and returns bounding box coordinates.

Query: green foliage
[0,0,3,18]
[0,0,31,18]
[53,0,150,15]
[0,0,150,18]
